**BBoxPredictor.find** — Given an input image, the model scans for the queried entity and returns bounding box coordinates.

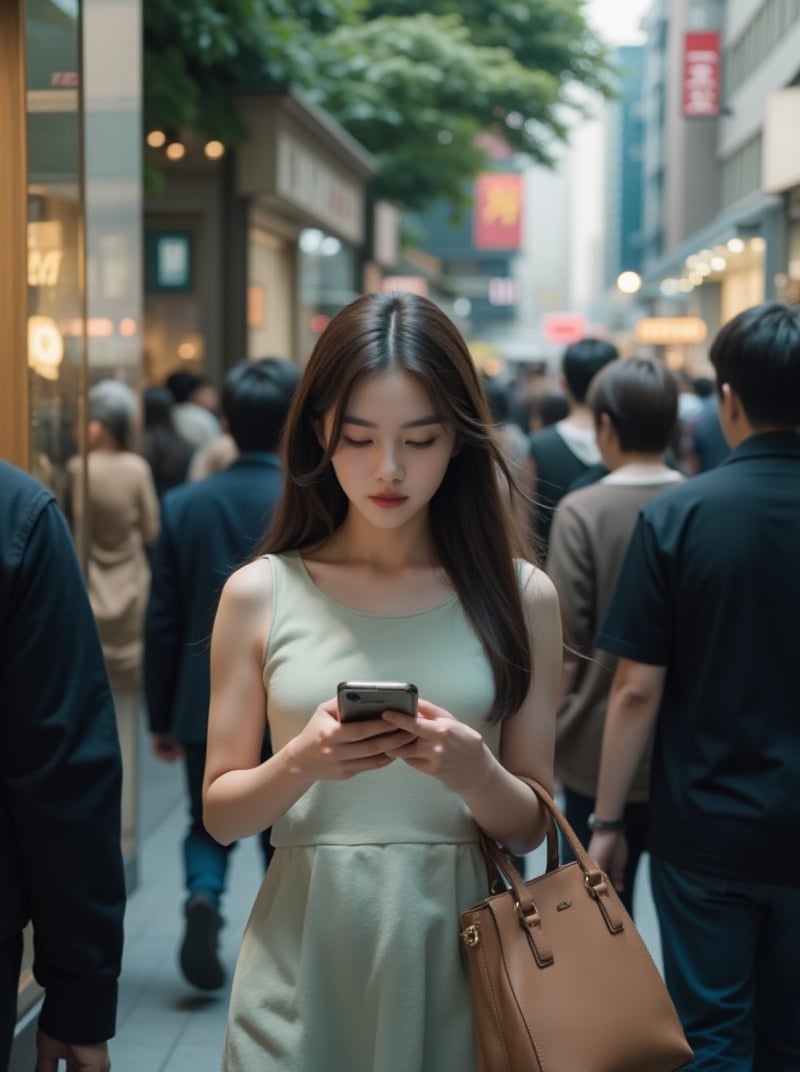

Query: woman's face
[323,370,457,532]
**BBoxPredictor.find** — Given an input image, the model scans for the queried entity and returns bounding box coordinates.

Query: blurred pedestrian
[482,373,535,534]
[529,389,569,433]
[589,302,800,1069]
[142,385,194,499]
[202,292,561,1071]
[187,431,238,482]
[528,338,618,555]
[0,460,125,1072]
[145,358,300,991]
[684,379,731,473]
[66,380,160,852]
[166,370,222,449]
[547,357,682,915]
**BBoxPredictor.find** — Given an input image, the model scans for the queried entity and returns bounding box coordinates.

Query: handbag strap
[479,777,625,935]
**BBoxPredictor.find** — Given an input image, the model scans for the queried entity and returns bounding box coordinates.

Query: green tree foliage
[143,0,615,211]
[144,0,361,142]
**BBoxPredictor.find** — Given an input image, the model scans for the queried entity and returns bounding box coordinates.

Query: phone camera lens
[345,692,361,703]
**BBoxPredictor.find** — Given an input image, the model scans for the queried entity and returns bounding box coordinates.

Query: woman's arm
[465,566,561,854]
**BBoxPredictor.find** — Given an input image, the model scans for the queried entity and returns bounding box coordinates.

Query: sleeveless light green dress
[222,552,502,1072]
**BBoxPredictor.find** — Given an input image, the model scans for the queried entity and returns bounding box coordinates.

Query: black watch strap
[587,812,625,833]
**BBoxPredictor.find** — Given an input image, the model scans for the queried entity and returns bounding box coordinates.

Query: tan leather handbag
[460,780,693,1072]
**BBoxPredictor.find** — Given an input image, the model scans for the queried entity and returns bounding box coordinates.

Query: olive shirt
[548,467,683,802]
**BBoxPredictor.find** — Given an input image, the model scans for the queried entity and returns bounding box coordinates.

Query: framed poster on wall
[145,230,194,292]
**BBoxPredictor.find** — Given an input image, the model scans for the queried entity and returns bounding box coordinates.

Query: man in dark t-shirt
[528,338,617,556]
[588,303,800,1071]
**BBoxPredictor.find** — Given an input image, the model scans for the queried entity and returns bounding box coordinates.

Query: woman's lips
[370,495,408,509]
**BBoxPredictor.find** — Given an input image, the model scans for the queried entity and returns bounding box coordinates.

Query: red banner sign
[683,32,720,117]
[473,173,523,251]
[541,313,587,345]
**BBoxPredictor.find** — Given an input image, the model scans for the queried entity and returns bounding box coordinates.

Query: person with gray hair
[66,379,160,855]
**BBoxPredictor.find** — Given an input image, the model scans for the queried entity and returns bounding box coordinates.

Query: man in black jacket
[145,357,299,991]
[590,303,800,1069]
[0,460,125,1072]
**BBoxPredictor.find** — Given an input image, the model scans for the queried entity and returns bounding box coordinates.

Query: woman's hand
[286,698,417,782]
[381,699,490,793]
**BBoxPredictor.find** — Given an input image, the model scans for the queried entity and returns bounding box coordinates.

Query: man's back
[529,421,601,550]
[145,453,283,743]
[549,470,683,801]
[598,431,800,885]
[0,461,125,1063]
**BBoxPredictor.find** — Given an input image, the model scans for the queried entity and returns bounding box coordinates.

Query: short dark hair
[692,376,715,399]
[482,375,511,424]
[165,370,208,404]
[589,357,678,453]
[536,390,569,427]
[222,357,301,452]
[709,302,800,428]
[562,338,619,403]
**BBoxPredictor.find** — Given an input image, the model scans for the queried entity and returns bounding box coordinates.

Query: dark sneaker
[179,892,225,990]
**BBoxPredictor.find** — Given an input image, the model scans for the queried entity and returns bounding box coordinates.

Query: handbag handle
[479,777,625,938]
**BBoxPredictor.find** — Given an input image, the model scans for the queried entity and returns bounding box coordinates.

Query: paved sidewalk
[108,731,662,1072]
[110,733,263,1072]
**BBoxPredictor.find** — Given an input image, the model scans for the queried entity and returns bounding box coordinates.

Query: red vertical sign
[683,32,721,117]
[473,173,523,250]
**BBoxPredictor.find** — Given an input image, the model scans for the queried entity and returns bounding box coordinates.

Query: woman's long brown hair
[257,291,535,722]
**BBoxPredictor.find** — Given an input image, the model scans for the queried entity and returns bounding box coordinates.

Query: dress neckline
[290,551,459,620]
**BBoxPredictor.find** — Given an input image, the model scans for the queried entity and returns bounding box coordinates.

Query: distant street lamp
[616,270,642,295]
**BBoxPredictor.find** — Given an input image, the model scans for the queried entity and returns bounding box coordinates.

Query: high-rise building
[605,46,646,289]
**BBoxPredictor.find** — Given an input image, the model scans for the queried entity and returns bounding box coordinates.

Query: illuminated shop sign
[683,32,720,118]
[473,173,523,251]
[635,317,708,345]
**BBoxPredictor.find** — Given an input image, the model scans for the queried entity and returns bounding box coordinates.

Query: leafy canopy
[143,0,615,211]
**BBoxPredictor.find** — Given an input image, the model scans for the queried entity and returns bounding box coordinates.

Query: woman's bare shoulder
[516,558,559,612]
[219,556,274,616]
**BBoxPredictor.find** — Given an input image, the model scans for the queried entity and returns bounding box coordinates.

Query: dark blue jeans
[650,856,800,1071]
[183,742,273,910]
[560,786,649,918]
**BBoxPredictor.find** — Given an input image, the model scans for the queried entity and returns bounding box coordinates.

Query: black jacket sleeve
[143,505,185,734]
[1,497,125,1044]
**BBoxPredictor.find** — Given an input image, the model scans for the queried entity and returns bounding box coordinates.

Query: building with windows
[636,0,800,368]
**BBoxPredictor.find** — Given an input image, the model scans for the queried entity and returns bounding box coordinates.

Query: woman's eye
[343,437,372,448]
[406,438,437,449]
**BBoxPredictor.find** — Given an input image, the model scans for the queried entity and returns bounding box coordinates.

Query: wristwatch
[587,813,625,833]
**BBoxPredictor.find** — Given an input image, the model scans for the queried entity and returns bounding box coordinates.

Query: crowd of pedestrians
[2,298,798,1071]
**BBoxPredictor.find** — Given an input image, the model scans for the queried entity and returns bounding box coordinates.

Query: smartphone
[337,681,419,722]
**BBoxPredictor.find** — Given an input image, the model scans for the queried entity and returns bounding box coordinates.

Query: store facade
[0,0,143,1061]
[144,88,378,387]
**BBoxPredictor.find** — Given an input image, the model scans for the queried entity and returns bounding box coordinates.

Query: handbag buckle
[584,870,608,899]
[514,901,542,929]
[461,924,480,948]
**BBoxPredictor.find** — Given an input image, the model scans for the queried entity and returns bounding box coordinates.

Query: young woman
[203,291,562,1072]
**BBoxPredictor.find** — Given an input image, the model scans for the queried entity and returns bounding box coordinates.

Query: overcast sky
[584,0,651,46]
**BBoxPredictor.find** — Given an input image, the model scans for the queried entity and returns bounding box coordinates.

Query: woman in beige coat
[67,380,160,852]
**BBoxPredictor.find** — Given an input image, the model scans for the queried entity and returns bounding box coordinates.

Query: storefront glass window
[298,228,357,362]
[26,0,84,506]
